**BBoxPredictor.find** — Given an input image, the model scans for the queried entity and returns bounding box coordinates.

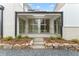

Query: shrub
[56,37,64,40]
[16,35,22,39]
[4,36,13,41]
[56,36,61,39]
[23,36,30,39]
[49,36,56,40]
[23,36,33,40]
[71,39,79,43]
[49,36,65,41]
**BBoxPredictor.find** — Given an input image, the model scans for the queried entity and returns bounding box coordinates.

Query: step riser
[34,43,44,45]
[34,40,44,41]
[34,38,44,41]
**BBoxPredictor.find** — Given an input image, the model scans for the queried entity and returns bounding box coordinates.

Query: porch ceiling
[17,12,61,20]
[19,15,60,20]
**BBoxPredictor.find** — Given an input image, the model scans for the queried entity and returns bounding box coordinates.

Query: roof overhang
[16,11,63,19]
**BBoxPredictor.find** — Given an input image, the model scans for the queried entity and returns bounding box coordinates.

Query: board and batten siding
[0,3,24,38]
[0,10,1,37]
[56,4,79,39]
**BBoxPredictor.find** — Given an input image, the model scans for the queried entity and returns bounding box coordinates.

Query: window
[40,19,49,33]
[28,19,38,33]
[28,19,50,33]
[19,18,25,34]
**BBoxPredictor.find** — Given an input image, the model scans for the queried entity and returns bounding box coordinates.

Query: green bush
[4,36,13,41]
[16,35,22,39]
[23,36,33,40]
[71,39,79,43]
[23,36,29,39]
[56,37,64,40]
[49,36,64,40]
[49,36,56,40]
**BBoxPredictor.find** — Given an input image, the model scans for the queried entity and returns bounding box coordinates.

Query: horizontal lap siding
[63,27,79,40]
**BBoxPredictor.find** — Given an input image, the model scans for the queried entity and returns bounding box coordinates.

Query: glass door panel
[28,19,50,33]
[28,19,38,33]
[40,19,50,33]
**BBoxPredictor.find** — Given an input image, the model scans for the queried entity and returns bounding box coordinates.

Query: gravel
[0,49,79,56]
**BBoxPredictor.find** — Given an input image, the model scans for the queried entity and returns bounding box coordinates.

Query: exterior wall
[56,4,79,26]
[55,4,79,39]
[0,10,1,37]
[0,3,24,38]
[63,27,79,40]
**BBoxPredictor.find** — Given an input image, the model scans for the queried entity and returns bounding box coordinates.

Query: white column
[38,18,40,33]
[17,16,19,35]
[25,19,28,34]
[50,19,54,34]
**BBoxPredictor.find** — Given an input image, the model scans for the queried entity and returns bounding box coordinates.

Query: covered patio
[15,12,63,38]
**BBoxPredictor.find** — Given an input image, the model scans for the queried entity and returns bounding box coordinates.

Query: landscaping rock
[29,40,33,46]
[46,43,52,46]
[25,43,29,46]
[13,44,21,49]
[53,43,60,48]
[3,44,12,49]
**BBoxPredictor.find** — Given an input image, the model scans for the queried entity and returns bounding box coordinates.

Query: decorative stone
[53,43,59,48]
[3,44,12,49]
[59,44,64,47]
[45,43,52,46]
[0,43,5,46]
[74,47,79,51]
[14,44,21,47]
[21,44,26,46]
[53,43,60,46]
[13,44,21,49]
[29,40,33,45]
[63,43,69,46]
[25,43,29,46]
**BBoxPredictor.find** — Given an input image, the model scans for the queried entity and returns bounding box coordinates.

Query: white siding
[58,4,79,26]
[63,27,79,40]
[56,4,79,39]
[0,10,1,37]
[0,3,24,37]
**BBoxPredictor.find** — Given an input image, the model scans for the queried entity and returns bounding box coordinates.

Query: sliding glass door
[40,19,49,33]
[28,19,50,33]
[28,19,38,33]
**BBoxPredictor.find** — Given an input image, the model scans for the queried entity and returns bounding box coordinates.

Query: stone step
[34,40,44,42]
[32,45,45,49]
[33,40,44,42]
[32,38,45,49]
[33,42,44,45]
[34,38,44,41]
[33,41,44,44]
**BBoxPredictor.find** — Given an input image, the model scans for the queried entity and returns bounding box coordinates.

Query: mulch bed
[44,37,76,44]
[0,39,32,45]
